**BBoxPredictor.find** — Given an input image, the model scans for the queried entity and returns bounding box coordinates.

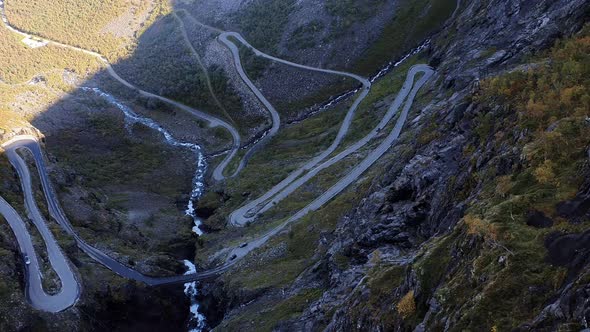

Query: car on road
[230,254,237,260]
[239,242,248,248]
[24,255,31,265]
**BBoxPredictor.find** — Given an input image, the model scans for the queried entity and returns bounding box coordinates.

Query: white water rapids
[81,87,207,331]
[184,260,207,331]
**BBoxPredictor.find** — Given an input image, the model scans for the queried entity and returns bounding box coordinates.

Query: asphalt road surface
[2,137,233,287]
[0,195,78,313]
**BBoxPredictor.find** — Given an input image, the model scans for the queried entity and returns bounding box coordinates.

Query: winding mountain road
[176,11,374,182]
[0,195,78,313]
[2,137,234,287]
[0,64,431,309]
[229,65,426,226]
[216,31,371,181]
[0,3,434,313]
[179,15,429,226]
[181,14,434,229]
[225,65,433,262]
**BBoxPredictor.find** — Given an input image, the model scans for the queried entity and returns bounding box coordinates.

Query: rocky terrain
[0,0,588,331]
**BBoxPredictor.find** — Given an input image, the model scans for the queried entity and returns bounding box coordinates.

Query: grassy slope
[231,0,364,124]
[205,53,422,217]
[233,36,359,121]
[215,117,425,330]
[4,0,167,58]
[0,23,101,85]
[440,29,590,331]
[325,0,388,29]
[210,24,590,332]
[0,20,103,134]
[199,54,427,252]
[201,97,352,230]
[337,54,425,152]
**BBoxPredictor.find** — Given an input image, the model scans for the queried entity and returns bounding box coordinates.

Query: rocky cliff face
[204,0,590,330]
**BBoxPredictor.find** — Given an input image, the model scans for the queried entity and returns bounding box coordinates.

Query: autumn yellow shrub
[397,290,416,319]
[464,214,498,241]
[533,160,556,184]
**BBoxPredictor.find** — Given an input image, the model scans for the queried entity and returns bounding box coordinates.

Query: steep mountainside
[196,0,590,330]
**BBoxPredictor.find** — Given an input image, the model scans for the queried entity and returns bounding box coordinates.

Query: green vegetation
[208,64,245,124]
[233,102,346,191]
[48,114,192,198]
[0,153,24,210]
[0,219,35,329]
[26,216,62,294]
[201,100,350,232]
[276,76,357,119]
[115,16,246,128]
[45,108,196,268]
[224,182,369,290]
[0,152,62,295]
[397,290,416,319]
[6,0,126,56]
[217,178,374,329]
[342,264,407,328]
[199,55,429,275]
[5,0,169,59]
[208,120,412,328]
[233,34,359,120]
[235,0,296,53]
[278,26,590,332]
[221,148,246,178]
[0,24,101,84]
[233,36,271,81]
[200,85,427,324]
[0,106,26,134]
[367,265,406,297]
[354,0,456,75]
